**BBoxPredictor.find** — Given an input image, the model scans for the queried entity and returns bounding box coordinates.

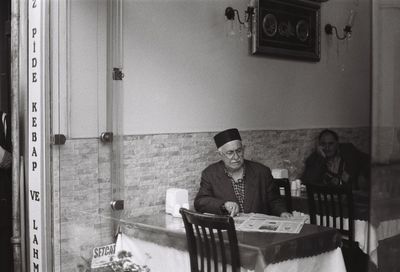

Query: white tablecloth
[293,211,400,266]
[115,232,346,272]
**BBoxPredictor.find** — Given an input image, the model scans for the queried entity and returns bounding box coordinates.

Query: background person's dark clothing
[194,160,287,216]
[0,111,12,272]
[302,143,369,190]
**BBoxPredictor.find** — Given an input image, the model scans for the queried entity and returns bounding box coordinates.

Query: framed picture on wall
[250,0,321,61]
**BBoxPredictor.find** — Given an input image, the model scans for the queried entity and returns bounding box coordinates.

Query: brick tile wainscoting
[122,128,369,218]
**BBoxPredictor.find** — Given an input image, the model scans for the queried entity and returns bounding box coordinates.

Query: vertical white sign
[29,0,43,271]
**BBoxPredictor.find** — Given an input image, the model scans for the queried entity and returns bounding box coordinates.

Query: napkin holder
[271,168,289,179]
[165,188,189,217]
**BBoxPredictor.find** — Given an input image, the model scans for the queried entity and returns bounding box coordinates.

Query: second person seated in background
[194,128,291,218]
[301,129,369,191]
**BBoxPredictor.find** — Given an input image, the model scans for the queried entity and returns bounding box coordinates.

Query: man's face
[218,140,244,171]
[319,133,339,159]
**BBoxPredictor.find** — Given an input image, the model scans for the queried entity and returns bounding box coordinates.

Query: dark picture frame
[250,0,321,61]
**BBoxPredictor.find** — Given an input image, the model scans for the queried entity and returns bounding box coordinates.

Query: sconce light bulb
[226,20,236,36]
[246,30,252,38]
[347,9,356,28]
[347,32,352,40]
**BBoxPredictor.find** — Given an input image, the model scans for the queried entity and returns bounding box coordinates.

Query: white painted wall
[122,0,370,134]
[67,0,107,138]
[65,0,371,137]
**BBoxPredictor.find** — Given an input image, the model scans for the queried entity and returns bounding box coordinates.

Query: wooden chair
[306,183,368,272]
[179,208,241,272]
[274,178,293,213]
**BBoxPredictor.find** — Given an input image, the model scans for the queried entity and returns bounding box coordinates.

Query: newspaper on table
[234,213,306,234]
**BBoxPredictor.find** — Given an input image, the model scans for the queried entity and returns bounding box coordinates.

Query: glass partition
[371,0,400,270]
[50,1,124,271]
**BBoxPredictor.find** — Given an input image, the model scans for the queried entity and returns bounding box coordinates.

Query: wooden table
[119,213,343,271]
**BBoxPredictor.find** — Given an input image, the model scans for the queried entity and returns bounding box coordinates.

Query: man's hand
[280,212,292,218]
[317,145,326,158]
[223,201,239,217]
[0,148,11,169]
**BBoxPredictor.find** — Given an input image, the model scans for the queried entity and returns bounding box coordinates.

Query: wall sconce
[224,6,254,37]
[325,9,356,40]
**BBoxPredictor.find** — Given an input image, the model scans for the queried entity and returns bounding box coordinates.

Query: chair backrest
[273,178,293,213]
[306,183,354,241]
[179,208,241,272]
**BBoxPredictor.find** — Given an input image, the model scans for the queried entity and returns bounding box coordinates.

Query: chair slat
[229,223,240,272]
[323,192,330,227]
[307,189,317,225]
[218,229,227,272]
[217,229,227,272]
[209,227,218,272]
[194,225,204,272]
[338,193,344,231]
[317,192,323,225]
[347,192,354,242]
[201,226,211,272]
[330,193,336,228]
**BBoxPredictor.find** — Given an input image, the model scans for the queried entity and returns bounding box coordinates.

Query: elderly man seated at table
[194,128,291,218]
[302,129,369,190]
